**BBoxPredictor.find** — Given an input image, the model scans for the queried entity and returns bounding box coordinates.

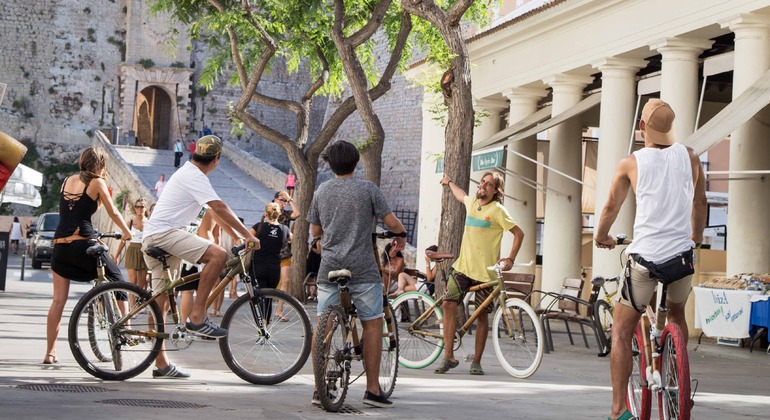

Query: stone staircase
[113,146,275,226]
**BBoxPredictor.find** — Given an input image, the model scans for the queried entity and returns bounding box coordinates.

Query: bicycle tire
[219,289,312,385]
[627,324,652,420]
[492,297,544,378]
[69,282,162,380]
[104,295,123,371]
[87,296,112,363]
[659,323,691,420]
[379,302,399,398]
[390,292,444,369]
[594,299,614,357]
[314,305,350,412]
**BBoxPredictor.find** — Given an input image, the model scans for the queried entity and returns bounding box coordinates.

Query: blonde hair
[79,146,107,184]
[264,202,281,222]
[134,198,148,216]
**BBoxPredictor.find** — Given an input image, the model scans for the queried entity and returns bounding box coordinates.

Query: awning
[685,67,770,155]
[1,163,43,207]
[501,93,602,147]
[473,105,552,151]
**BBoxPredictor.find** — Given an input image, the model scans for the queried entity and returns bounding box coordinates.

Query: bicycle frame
[115,250,251,340]
[409,268,520,341]
[639,286,671,393]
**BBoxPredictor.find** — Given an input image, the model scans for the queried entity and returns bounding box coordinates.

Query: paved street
[2,252,769,419]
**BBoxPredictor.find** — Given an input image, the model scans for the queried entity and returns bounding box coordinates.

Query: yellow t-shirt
[452,195,516,282]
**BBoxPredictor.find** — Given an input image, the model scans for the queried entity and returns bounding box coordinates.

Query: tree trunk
[286,146,315,300]
[360,139,384,186]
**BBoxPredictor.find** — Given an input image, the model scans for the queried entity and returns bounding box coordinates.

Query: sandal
[434,358,459,374]
[469,362,484,375]
[43,353,59,365]
[608,409,637,420]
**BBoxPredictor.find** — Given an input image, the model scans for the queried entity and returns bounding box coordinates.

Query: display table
[749,295,770,352]
[693,286,760,339]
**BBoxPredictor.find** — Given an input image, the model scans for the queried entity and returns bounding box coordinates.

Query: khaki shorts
[615,258,692,311]
[143,229,212,290]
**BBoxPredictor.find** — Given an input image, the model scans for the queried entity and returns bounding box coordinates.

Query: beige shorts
[614,258,692,311]
[143,229,212,290]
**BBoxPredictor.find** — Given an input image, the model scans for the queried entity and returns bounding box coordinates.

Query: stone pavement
[2,253,770,419]
[113,146,276,226]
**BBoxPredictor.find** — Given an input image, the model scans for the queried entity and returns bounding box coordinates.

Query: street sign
[435,148,505,173]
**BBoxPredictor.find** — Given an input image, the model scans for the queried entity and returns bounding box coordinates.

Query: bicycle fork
[644,304,669,393]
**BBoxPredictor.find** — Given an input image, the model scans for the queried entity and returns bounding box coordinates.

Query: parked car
[28,213,59,269]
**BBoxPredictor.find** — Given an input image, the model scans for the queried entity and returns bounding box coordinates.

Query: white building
[414,0,770,327]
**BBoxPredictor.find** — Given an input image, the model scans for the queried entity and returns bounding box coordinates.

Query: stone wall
[0,0,126,146]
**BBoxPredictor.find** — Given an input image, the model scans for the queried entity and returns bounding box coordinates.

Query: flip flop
[469,362,484,375]
[434,358,459,374]
[276,314,290,322]
[42,354,59,365]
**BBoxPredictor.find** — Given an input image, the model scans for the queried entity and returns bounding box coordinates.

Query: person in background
[44,146,132,365]
[188,139,196,161]
[422,245,439,296]
[273,190,300,320]
[249,203,289,321]
[305,236,322,301]
[285,168,296,198]
[9,216,22,255]
[113,198,149,294]
[380,242,417,298]
[174,139,184,168]
[152,174,166,199]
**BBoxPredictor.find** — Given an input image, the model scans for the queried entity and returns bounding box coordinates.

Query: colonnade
[470,13,770,297]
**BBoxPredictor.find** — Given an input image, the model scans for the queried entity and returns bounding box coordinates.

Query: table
[693,286,760,339]
[749,295,770,353]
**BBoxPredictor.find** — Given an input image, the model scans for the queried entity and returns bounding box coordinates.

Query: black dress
[249,222,288,289]
[50,176,124,283]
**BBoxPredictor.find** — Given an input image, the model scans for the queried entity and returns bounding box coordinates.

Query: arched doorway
[134,86,172,149]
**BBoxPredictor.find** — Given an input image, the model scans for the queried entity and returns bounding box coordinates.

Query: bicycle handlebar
[373,230,407,240]
[97,232,122,240]
[591,275,620,287]
[487,260,535,273]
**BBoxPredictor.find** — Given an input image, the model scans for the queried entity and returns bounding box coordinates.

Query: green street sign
[472,149,504,171]
[435,158,444,173]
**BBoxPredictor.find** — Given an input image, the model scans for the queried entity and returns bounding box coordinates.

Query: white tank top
[626,143,695,263]
[129,223,144,244]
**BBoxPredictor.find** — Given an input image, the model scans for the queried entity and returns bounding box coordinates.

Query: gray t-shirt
[307,177,392,284]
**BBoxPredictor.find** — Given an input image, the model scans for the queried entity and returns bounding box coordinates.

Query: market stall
[694,275,770,344]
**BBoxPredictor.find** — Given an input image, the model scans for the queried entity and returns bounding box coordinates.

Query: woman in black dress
[43,147,132,364]
[249,203,289,321]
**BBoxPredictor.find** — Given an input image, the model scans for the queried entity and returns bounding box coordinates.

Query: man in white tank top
[594,99,707,420]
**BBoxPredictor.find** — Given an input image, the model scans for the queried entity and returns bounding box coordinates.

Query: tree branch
[348,0,394,48]
[236,108,294,148]
[446,0,474,27]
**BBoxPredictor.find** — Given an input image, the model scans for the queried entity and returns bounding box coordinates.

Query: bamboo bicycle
[591,274,620,357]
[391,261,544,378]
[313,231,403,412]
[68,243,312,384]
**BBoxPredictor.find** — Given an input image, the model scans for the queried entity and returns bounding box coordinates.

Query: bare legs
[609,303,643,419]
[275,262,291,318]
[188,245,227,325]
[44,272,71,362]
[361,318,384,395]
[441,300,459,363]
[473,311,489,365]
[389,272,418,297]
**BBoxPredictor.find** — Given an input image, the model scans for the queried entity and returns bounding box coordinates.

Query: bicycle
[591,274,620,357]
[68,243,312,384]
[391,261,544,378]
[312,231,403,412]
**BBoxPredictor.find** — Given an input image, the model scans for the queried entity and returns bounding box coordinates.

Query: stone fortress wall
[0,0,423,222]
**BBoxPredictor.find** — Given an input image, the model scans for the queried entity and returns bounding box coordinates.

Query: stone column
[540,73,593,295]
[590,58,647,279]
[501,87,547,275]
[721,14,770,275]
[649,38,713,142]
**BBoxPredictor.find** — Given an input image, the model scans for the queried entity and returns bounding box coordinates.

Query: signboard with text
[435,148,505,174]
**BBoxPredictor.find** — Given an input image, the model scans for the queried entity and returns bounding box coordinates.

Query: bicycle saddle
[425,250,454,261]
[85,242,108,257]
[328,269,352,284]
[145,246,170,260]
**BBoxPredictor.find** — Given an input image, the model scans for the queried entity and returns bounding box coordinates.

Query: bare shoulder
[684,145,701,161]
[618,154,637,171]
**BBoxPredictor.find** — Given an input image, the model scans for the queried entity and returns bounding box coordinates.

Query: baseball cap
[195,135,223,157]
[640,99,675,146]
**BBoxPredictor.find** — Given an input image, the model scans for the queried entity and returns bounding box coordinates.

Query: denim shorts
[316,282,384,321]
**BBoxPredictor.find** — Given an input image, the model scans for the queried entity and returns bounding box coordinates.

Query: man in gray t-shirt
[308,141,406,408]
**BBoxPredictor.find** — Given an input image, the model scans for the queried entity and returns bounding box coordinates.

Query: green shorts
[446,269,493,313]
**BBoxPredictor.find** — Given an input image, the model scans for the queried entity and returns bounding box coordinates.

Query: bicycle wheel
[220,289,312,385]
[390,292,443,369]
[594,299,614,357]
[492,297,544,379]
[627,324,652,420]
[379,302,399,398]
[314,305,350,412]
[659,323,691,420]
[87,295,112,363]
[69,282,162,380]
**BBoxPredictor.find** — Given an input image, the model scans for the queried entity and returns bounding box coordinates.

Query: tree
[152,0,412,298]
[401,0,486,281]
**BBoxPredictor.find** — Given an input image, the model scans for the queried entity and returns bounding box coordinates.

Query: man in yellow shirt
[437,171,525,375]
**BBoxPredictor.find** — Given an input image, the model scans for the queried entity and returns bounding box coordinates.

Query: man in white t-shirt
[142,135,258,378]
[152,174,166,199]
[174,139,184,168]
